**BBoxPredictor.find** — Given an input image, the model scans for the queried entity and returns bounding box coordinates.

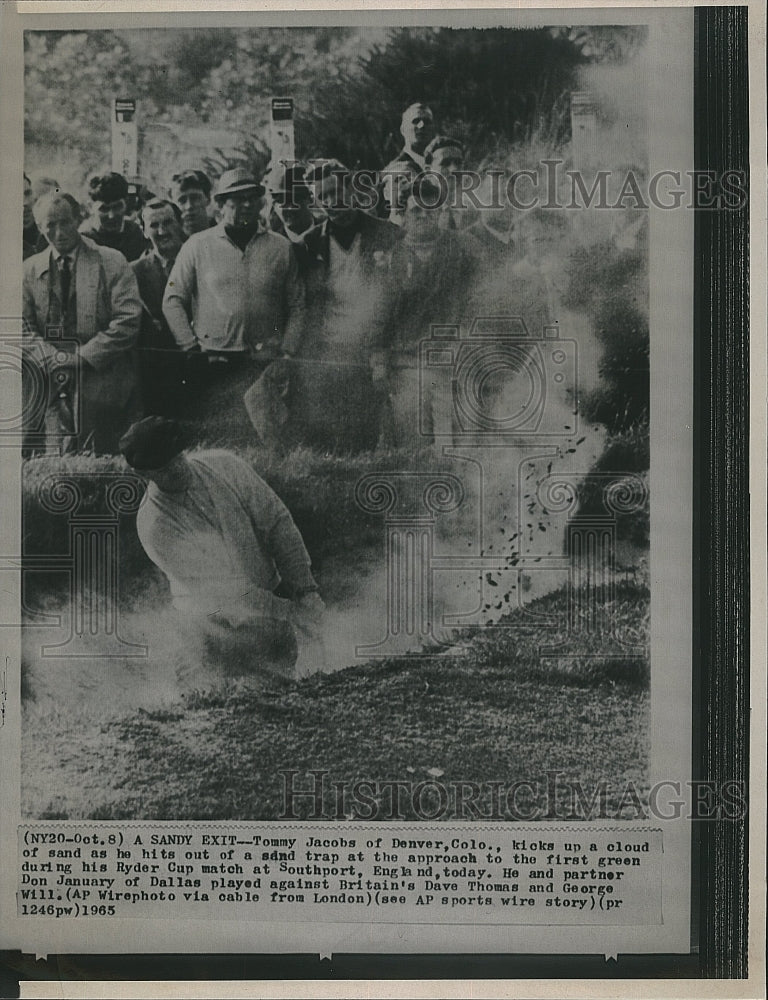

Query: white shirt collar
[56,242,81,266]
[403,147,427,170]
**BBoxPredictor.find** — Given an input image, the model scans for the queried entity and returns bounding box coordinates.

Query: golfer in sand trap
[120,416,324,680]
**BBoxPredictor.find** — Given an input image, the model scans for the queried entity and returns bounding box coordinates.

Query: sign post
[269,97,295,171]
[111,98,138,179]
[570,90,598,169]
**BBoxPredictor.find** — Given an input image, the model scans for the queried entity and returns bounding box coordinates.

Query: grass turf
[22,583,649,822]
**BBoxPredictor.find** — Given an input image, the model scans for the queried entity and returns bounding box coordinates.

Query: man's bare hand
[295,591,325,624]
[292,592,325,646]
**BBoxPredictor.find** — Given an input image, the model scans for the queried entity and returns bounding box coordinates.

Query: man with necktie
[22,192,142,454]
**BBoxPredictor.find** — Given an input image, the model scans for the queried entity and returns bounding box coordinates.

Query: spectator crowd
[22,101,545,457]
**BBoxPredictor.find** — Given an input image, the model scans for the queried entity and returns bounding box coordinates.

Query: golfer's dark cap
[119,417,187,471]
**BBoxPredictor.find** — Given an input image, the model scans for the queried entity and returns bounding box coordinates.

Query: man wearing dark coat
[383,177,478,446]
[169,169,216,238]
[380,102,436,225]
[280,160,401,453]
[131,199,187,416]
[80,171,149,262]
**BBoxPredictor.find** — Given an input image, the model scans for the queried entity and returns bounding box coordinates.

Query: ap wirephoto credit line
[0,2,761,996]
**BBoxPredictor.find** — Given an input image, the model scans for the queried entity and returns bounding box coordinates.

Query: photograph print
[18,21,660,825]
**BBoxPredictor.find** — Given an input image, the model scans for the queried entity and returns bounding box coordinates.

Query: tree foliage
[25,25,599,176]
[298,27,588,167]
[550,25,648,64]
[24,27,365,176]
[25,32,158,158]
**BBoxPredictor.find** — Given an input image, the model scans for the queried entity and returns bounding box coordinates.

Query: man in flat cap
[81,171,149,262]
[23,191,142,454]
[120,416,324,679]
[380,102,436,225]
[170,169,215,237]
[162,167,305,444]
[265,162,316,246]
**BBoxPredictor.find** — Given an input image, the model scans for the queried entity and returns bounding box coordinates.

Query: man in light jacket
[162,168,305,444]
[22,192,142,454]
